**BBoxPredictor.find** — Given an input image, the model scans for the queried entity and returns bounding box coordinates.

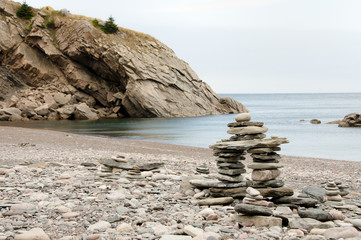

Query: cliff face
[0,0,246,121]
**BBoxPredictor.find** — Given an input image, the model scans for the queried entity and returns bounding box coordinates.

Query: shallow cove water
[2,93,361,161]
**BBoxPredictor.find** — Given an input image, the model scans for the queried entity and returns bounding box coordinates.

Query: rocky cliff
[0,0,246,121]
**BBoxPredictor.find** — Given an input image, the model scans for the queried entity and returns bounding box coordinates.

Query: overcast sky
[25,0,361,93]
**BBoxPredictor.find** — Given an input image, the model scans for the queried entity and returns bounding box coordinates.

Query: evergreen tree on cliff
[16,1,34,20]
[101,16,118,34]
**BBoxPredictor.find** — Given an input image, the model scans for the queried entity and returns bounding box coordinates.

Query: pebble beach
[1,126,361,239]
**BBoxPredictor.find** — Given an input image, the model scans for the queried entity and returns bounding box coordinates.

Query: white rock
[235,113,251,122]
[152,173,168,181]
[246,187,261,196]
[116,223,133,233]
[152,224,171,236]
[11,203,37,211]
[106,192,126,201]
[14,228,50,240]
[141,171,153,178]
[193,232,221,240]
[88,221,111,232]
[184,225,204,237]
[57,206,71,213]
[198,208,215,218]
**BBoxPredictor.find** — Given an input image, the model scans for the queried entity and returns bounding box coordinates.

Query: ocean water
[3,93,361,161]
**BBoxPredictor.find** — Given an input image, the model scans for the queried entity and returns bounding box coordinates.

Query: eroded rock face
[0,1,246,120]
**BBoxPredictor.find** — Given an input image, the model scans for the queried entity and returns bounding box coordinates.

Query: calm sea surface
[2,93,361,161]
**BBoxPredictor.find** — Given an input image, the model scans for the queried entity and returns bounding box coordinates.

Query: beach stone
[198,197,234,206]
[289,218,323,231]
[246,187,261,196]
[116,223,133,233]
[88,221,111,232]
[184,225,204,237]
[14,228,50,240]
[159,236,192,240]
[234,203,273,216]
[248,163,282,170]
[189,179,248,188]
[329,209,345,220]
[106,192,126,201]
[287,229,304,237]
[227,126,268,135]
[349,219,361,228]
[302,186,327,202]
[193,232,221,240]
[62,212,80,219]
[323,227,359,239]
[248,147,280,153]
[216,173,243,182]
[235,113,251,122]
[228,121,264,127]
[209,187,247,198]
[229,133,266,141]
[217,168,245,176]
[86,234,101,240]
[303,235,326,240]
[334,220,353,227]
[274,206,293,216]
[251,169,281,181]
[273,196,318,207]
[327,195,343,201]
[243,199,273,207]
[257,187,294,198]
[251,179,284,188]
[310,228,327,235]
[217,161,245,169]
[232,215,282,228]
[251,153,281,160]
[199,208,215,218]
[11,202,37,211]
[298,209,333,222]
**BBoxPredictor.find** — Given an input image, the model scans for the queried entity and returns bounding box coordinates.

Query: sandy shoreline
[1,125,360,194]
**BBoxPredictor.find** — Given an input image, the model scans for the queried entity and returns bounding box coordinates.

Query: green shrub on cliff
[16,2,35,20]
[101,16,118,34]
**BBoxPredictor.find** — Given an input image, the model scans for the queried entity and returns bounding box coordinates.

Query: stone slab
[232,215,282,228]
[198,197,234,206]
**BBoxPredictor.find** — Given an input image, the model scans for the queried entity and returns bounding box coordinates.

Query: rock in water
[0,1,246,119]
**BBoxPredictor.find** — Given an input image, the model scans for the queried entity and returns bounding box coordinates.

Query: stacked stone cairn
[191,112,292,200]
[325,180,343,203]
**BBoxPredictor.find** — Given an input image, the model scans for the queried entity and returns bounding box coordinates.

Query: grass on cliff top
[8,1,160,52]
[69,14,158,51]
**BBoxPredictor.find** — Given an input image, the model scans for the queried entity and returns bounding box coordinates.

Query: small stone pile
[233,187,281,228]
[336,180,349,197]
[242,187,273,207]
[325,180,343,203]
[98,156,164,180]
